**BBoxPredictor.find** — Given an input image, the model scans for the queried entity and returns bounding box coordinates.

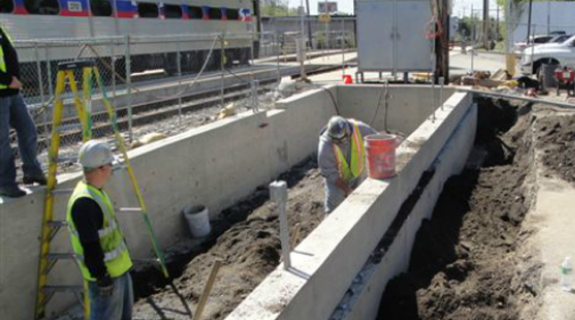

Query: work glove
[97,275,114,297]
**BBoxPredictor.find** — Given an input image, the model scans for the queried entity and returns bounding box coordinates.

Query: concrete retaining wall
[225,91,473,320]
[0,86,337,320]
[339,102,477,320]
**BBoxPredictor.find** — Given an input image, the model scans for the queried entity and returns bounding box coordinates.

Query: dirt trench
[131,157,325,320]
[377,98,541,320]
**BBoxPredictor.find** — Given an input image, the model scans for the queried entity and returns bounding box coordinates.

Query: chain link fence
[10,27,356,176]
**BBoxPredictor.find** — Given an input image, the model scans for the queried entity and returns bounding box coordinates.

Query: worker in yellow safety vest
[66,140,133,320]
[318,116,377,213]
[0,24,46,198]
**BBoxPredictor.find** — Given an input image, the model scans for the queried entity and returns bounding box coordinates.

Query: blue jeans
[88,273,133,320]
[0,94,42,188]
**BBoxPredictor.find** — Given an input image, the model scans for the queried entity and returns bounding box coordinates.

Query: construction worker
[318,116,377,213]
[67,140,133,320]
[0,25,46,198]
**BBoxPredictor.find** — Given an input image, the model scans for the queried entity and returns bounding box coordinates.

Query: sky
[284,0,500,18]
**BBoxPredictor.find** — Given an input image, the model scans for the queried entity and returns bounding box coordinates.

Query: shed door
[395,1,433,71]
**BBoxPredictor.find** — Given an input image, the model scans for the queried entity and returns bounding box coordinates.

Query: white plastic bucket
[183,205,211,238]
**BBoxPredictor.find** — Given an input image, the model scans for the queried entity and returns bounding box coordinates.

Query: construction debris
[131,132,168,149]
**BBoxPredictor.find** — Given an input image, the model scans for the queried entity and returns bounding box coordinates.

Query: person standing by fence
[0,25,46,198]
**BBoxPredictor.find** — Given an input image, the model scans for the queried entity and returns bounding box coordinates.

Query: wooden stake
[192,260,222,320]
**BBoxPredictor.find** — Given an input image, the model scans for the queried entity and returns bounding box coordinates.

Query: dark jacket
[0,27,20,97]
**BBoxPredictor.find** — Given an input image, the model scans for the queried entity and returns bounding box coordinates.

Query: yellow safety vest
[0,27,14,91]
[66,181,133,281]
[333,120,365,182]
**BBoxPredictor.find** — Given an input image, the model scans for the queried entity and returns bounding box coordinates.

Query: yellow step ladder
[34,59,169,319]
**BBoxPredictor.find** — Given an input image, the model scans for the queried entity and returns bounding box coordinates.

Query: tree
[260,0,298,16]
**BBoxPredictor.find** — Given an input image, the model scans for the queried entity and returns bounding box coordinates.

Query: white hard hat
[78,140,116,169]
[327,116,350,141]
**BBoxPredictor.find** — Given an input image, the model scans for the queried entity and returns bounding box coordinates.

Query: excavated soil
[132,157,325,320]
[377,98,541,320]
[534,113,575,185]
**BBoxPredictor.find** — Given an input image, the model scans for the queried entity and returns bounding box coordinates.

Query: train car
[0,0,260,88]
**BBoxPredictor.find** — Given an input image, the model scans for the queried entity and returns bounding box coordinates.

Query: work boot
[0,186,27,198]
[23,173,47,186]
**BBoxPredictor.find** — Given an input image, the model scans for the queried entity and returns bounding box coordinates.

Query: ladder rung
[47,253,76,261]
[51,188,74,195]
[119,207,143,213]
[43,285,84,294]
[55,123,83,133]
[56,156,77,163]
[133,258,160,264]
[47,220,68,228]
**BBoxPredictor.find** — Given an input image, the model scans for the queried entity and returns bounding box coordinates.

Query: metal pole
[341,18,345,77]
[530,25,536,74]
[471,5,475,73]
[34,43,49,148]
[439,77,444,111]
[45,47,54,107]
[251,80,259,113]
[276,33,281,84]
[125,35,133,142]
[547,0,551,35]
[526,0,533,42]
[177,39,183,127]
[110,41,116,111]
[270,181,291,270]
[220,34,225,108]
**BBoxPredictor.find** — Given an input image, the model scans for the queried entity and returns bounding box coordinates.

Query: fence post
[125,35,133,142]
[45,47,54,109]
[220,34,225,108]
[177,39,183,126]
[34,43,49,150]
[110,40,116,108]
[276,32,281,84]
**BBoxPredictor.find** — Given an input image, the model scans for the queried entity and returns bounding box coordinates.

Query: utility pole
[305,0,313,48]
[483,0,490,48]
[526,0,533,42]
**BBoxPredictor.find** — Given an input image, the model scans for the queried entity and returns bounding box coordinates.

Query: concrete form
[0,84,473,320]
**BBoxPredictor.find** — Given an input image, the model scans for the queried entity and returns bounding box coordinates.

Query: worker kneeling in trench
[318,116,377,213]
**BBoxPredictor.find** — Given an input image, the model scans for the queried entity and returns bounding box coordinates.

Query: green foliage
[260,0,299,16]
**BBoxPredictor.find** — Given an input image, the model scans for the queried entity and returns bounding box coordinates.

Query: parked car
[520,35,575,74]
[514,35,555,55]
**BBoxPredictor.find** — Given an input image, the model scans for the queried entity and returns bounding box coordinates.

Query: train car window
[188,5,201,19]
[137,2,158,18]
[164,4,181,19]
[90,0,112,16]
[24,0,60,15]
[208,7,220,20]
[226,8,239,20]
[0,0,14,13]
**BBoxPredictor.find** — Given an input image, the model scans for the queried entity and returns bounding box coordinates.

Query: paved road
[450,51,507,75]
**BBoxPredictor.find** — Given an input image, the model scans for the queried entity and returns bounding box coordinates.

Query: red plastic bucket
[365,134,396,179]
